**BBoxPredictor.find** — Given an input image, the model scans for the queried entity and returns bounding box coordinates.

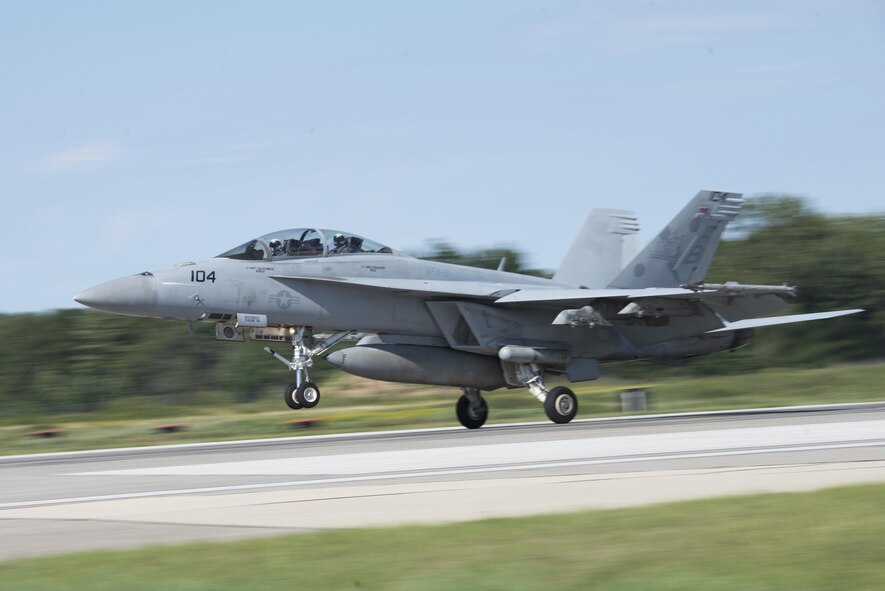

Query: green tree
[418,240,551,277]
[709,195,884,365]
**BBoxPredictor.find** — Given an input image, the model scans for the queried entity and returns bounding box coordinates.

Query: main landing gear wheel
[544,386,578,424]
[513,363,578,425]
[456,392,488,429]
[284,383,303,410]
[295,381,321,408]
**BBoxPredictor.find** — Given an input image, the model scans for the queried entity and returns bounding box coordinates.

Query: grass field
[2,362,884,455]
[2,483,884,590]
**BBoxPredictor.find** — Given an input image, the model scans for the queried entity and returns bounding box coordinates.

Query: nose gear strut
[264,327,352,410]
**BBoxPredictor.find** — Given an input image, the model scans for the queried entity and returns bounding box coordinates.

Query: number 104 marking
[190,270,216,283]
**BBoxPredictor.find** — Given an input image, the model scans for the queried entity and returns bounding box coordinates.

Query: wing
[494,282,862,331]
[273,275,706,303]
[273,274,863,333]
[494,287,704,305]
[271,275,517,299]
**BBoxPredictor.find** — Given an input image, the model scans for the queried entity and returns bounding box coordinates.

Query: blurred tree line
[707,196,884,364]
[0,311,279,416]
[419,240,550,277]
[0,196,882,416]
[611,196,885,378]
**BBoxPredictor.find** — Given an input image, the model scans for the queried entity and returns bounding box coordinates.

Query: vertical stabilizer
[554,209,640,288]
[608,190,743,289]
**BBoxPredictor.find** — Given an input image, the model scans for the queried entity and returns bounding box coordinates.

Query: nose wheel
[265,328,351,411]
[295,381,321,408]
[284,381,321,410]
[284,383,303,410]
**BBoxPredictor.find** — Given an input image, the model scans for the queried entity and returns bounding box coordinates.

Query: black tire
[544,386,577,424]
[284,383,303,410]
[456,393,488,429]
[295,381,321,408]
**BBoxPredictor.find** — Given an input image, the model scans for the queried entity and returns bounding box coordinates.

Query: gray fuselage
[76,251,742,364]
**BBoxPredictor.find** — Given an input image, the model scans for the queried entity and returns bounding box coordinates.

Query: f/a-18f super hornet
[75,191,862,428]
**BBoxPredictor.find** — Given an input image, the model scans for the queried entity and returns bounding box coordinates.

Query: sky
[1,0,883,313]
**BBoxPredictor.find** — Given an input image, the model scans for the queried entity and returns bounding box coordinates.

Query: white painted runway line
[5,400,883,463]
[2,418,883,510]
[71,419,885,476]
[7,463,885,532]
[2,441,883,510]
[4,407,885,560]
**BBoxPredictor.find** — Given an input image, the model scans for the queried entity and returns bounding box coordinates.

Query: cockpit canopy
[217,228,393,261]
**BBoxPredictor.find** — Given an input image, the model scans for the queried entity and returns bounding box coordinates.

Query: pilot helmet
[269,239,282,252]
[333,233,346,245]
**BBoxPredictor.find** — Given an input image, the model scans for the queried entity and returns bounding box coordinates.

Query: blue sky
[2,0,883,312]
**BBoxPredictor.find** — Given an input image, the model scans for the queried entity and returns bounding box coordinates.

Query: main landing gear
[265,327,352,411]
[454,365,578,429]
[544,386,579,424]
[456,388,489,429]
[518,362,578,424]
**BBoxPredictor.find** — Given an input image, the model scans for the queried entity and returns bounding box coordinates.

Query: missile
[325,344,506,390]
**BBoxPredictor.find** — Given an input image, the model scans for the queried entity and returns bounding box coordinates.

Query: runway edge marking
[3,401,884,463]
[3,441,885,509]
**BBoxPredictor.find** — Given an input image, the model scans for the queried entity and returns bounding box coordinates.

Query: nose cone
[74,274,158,316]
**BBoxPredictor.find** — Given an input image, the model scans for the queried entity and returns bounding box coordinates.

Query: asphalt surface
[3,402,885,562]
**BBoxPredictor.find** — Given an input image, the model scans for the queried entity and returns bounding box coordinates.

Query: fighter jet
[74,191,862,428]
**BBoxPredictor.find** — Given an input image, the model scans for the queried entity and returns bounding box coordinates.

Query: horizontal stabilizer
[706,309,864,333]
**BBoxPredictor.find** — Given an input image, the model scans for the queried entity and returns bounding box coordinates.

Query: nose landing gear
[283,381,321,409]
[265,327,352,411]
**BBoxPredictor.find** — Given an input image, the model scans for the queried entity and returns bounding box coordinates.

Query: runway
[3,402,885,562]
